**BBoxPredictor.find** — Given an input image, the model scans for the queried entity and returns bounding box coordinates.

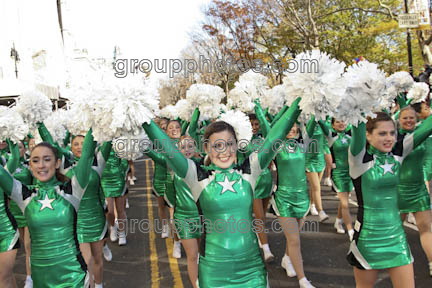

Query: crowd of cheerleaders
[0,96,432,288]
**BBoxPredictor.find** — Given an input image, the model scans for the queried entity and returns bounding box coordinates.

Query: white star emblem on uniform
[340,137,348,144]
[217,175,237,195]
[38,194,55,211]
[379,160,395,175]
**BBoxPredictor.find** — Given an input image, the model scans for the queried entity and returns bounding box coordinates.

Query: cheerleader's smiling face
[366,121,396,153]
[332,120,347,132]
[205,130,237,169]
[30,145,61,182]
[399,108,417,131]
[286,123,298,139]
[166,121,181,139]
[418,102,431,120]
[71,136,84,158]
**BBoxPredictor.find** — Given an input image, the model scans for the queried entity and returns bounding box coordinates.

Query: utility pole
[404,0,414,76]
[10,43,20,78]
[57,0,64,44]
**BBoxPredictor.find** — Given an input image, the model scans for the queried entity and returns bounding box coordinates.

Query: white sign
[398,13,420,28]
[408,0,431,30]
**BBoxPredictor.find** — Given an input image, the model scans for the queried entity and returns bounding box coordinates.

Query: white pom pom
[186,84,226,120]
[386,71,414,96]
[261,85,286,115]
[160,105,178,120]
[218,109,253,142]
[176,99,195,122]
[227,71,269,113]
[43,110,69,146]
[0,107,29,143]
[335,61,387,124]
[112,130,149,160]
[285,50,346,121]
[15,90,52,129]
[407,82,429,104]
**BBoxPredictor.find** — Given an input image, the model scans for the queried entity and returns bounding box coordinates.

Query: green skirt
[254,168,272,199]
[272,186,310,218]
[398,182,431,213]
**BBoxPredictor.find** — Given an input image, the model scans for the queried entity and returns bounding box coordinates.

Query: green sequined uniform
[143,98,301,287]
[347,117,432,269]
[0,130,95,287]
[64,143,111,243]
[397,128,430,213]
[251,134,272,200]
[101,150,127,198]
[273,142,310,218]
[320,122,353,193]
[305,122,325,172]
[423,134,432,181]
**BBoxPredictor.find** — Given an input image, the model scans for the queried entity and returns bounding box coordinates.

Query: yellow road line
[165,238,184,288]
[146,160,160,288]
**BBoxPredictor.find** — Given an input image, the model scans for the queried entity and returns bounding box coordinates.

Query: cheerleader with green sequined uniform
[101,149,128,245]
[347,112,432,287]
[0,141,18,288]
[397,106,432,276]
[412,101,432,194]
[0,129,96,288]
[142,98,301,288]
[6,140,33,287]
[305,118,329,221]
[318,119,354,239]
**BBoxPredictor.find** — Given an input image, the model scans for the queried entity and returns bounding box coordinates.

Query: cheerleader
[347,112,432,287]
[6,140,33,287]
[397,106,432,276]
[142,98,301,287]
[152,118,170,239]
[0,129,96,287]
[249,112,274,261]
[255,103,315,287]
[305,117,329,221]
[101,148,129,246]
[412,101,432,194]
[318,119,354,240]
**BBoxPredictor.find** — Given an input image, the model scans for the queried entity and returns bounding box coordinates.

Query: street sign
[398,13,420,28]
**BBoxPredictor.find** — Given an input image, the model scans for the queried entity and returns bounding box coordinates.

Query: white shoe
[263,249,274,262]
[318,210,329,222]
[299,277,316,288]
[348,229,354,242]
[407,213,416,225]
[24,276,33,288]
[110,225,118,242]
[129,178,135,185]
[132,176,137,181]
[161,224,169,239]
[323,177,332,187]
[118,232,127,246]
[334,219,345,234]
[125,198,130,209]
[173,241,181,258]
[103,244,112,261]
[310,204,318,216]
[281,255,296,277]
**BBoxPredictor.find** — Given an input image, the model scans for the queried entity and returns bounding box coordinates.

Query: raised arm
[413,114,432,149]
[305,116,317,138]
[38,122,73,160]
[6,139,19,174]
[266,108,274,123]
[350,122,366,156]
[254,100,270,137]
[74,129,96,190]
[188,108,200,145]
[258,97,301,169]
[181,120,189,136]
[318,120,331,137]
[92,141,112,177]
[142,121,188,178]
[270,106,288,127]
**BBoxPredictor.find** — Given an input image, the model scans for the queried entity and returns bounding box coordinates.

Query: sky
[64,0,210,62]
[0,0,211,89]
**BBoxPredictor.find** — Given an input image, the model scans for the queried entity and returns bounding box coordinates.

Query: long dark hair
[31,142,69,183]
